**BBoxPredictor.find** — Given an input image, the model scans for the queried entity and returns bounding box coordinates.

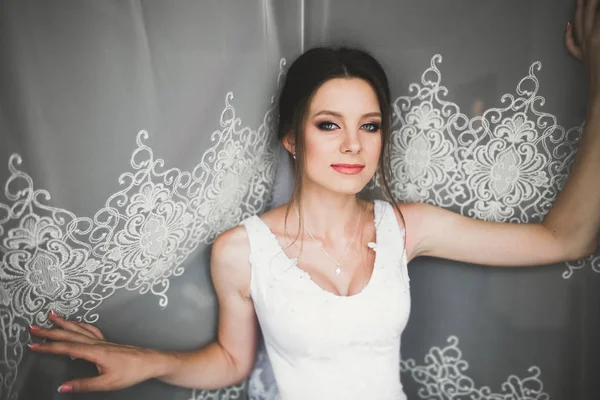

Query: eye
[317,121,339,131]
[361,122,381,133]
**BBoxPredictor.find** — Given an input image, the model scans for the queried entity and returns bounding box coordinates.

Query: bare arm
[400,2,600,267]
[155,226,259,389]
[400,202,595,266]
[29,225,258,392]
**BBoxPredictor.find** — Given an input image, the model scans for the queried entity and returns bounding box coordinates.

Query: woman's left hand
[566,0,600,99]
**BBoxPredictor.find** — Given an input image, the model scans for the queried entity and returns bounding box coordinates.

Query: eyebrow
[313,110,382,119]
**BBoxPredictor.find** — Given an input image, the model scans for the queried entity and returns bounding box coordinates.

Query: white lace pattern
[0,61,285,400]
[0,53,597,399]
[386,54,597,277]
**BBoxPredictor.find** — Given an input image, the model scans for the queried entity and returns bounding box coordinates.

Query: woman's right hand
[28,311,164,393]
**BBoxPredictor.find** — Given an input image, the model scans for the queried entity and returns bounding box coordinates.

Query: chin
[324,178,372,195]
[305,168,376,195]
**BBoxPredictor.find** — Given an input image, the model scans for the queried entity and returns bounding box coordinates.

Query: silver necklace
[294,203,362,276]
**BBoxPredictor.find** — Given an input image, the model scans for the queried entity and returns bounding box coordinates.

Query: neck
[292,185,363,242]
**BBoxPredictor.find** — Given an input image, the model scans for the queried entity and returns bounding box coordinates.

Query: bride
[28,2,600,399]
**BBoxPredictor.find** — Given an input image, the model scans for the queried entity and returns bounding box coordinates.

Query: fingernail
[27,343,40,349]
[567,21,572,30]
[28,324,40,331]
[57,384,72,393]
[49,310,58,317]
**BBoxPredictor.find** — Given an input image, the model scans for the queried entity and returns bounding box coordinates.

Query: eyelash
[316,121,381,133]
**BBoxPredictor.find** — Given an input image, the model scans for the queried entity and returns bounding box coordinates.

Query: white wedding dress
[241,200,411,399]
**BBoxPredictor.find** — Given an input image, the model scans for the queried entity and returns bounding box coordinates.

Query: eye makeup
[314,121,381,132]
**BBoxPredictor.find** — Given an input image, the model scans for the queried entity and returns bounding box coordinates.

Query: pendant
[335,265,341,276]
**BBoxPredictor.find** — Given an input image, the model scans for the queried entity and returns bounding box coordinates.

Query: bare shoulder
[392,201,434,261]
[395,201,437,225]
[211,224,253,298]
[253,203,292,236]
[210,206,293,297]
[212,224,252,256]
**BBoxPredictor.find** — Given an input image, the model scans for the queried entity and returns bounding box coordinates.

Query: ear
[282,132,295,156]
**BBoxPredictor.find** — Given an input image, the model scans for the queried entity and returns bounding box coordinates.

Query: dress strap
[373,200,410,289]
[240,215,282,261]
[240,215,286,298]
[241,215,283,265]
[373,200,405,247]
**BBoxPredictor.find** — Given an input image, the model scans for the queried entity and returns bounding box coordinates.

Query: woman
[28,1,600,398]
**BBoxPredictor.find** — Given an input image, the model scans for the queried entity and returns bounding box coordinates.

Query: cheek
[365,135,383,162]
[304,130,335,161]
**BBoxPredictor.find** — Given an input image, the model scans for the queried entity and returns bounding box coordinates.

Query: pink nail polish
[27,343,40,349]
[57,384,72,393]
[49,310,58,317]
[28,324,40,331]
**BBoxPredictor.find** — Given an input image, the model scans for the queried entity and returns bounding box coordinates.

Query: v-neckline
[257,200,383,299]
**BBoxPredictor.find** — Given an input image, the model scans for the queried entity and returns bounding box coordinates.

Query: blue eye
[317,121,339,131]
[362,123,381,132]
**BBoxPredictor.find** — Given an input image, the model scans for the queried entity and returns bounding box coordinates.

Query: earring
[292,152,296,160]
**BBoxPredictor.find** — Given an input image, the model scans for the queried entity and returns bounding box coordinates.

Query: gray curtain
[1,1,598,399]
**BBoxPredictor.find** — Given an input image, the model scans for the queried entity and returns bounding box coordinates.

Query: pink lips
[331,164,365,175]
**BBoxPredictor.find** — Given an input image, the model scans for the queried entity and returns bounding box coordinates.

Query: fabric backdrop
[1,1,598,399]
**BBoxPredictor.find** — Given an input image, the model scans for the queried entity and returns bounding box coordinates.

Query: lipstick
[331,164,365,175]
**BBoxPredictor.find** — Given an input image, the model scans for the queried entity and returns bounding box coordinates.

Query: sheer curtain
[0,1,597,399]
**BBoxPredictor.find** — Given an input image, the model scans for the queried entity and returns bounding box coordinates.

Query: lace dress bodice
[241,200,411,399]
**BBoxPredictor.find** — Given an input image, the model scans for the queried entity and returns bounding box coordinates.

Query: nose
[341,129,361,154]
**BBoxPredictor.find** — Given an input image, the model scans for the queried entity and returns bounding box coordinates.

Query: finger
[28,326,97,345]
[59,375,116,393]
[576,0,585,43]
[28,341,100,364]
[73,321,106,341]
[585,0,599,37]
[566,22,585,59]
[48,313,100,340]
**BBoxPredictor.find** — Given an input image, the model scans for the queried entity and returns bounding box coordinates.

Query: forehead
[308,78,380,115]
